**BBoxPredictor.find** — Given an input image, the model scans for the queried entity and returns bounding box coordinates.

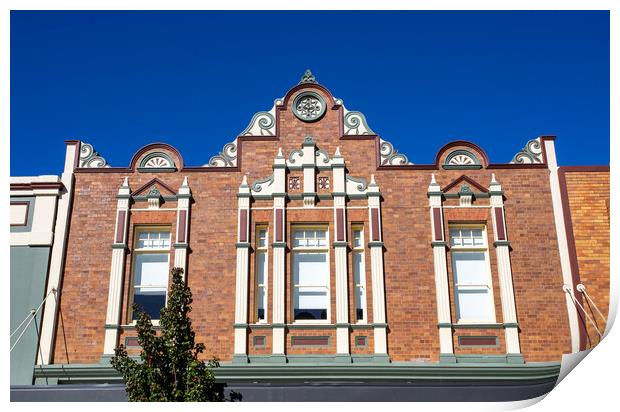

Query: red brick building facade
[27,71,609,399]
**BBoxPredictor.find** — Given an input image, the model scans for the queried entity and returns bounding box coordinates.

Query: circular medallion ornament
[292,91,326,122]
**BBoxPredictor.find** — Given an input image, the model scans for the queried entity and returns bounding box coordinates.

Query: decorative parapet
[207,70,414,169]
[345,174,368,195]
[206,138,238,167]
[239,101,279,137]
[343,106,375,136]
[379,138,412,166]
[251,174,275,196]
[286,136,334,169]
[79,142,109,168]
[315,149,331,166]
[510,137,543,164]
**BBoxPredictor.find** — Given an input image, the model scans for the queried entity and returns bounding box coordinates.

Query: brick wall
[52,85,573,364]
[562,168,610,348]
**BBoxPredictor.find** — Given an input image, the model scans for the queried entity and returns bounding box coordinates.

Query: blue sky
[10,11,609,176]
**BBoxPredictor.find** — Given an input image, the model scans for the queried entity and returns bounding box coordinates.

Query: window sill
[121,321,161,329]
[452,322,502,329]
[292,320,331,325]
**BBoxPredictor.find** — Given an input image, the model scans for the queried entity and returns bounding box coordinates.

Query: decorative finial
[334,147,341,157]
[491,173,499,185]
[122,177,129,187]
[277,147,283,158]
[299,69,317,84]
[430,173,437,185]
[370,174,377,185]
[240,174,248,187]
[181,176,189,188]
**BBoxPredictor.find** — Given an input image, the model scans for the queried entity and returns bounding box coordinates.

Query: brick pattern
[52,87,573,364]
[564,170,610,348]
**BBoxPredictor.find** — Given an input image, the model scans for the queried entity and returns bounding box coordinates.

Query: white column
[233,176,251,363]
[332,148,350,360]
[489,175,523,363]
[367,175,388,361]
[38,141,79,364]
[173,177,191,275]
[544,138,581,353]
[102,177,131,357]
[428,174,455,363]
[271,149,287,361]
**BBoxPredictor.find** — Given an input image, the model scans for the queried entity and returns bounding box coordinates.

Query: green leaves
[111,267,226,402]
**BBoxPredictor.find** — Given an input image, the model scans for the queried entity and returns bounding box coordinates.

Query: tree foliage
[111,267,226,401]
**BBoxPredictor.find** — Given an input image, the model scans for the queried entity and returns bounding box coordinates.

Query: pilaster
[174,177,192,275]
[367,175,388,360]
[272,149,287,357]
[233,176,251,362]
[332,148,349,357]
[489,175,521,359]
[301,136,316,207]
[102,177,131,357]
[428,174,455,363]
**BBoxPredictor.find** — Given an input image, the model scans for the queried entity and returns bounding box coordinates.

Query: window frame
[449,224,497,324]
[128,226,172,325]
[290,225,331,324]
[254,225,269,324]
[351,224,368,324]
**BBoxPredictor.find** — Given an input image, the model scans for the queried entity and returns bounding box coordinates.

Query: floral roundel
[292,91,326,122]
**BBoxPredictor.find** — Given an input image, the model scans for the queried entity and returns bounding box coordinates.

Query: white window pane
[353,230,363,248]
[257,286,265,310]
[453,252,488,285]
[134,254,168,286]
[353,253,364,284]
[471,229,483,239]
[294,286,328,320]
[355,286,365,320]
[258,230,267,248]
[296,287,328,307]
[293,253,328,285]
[256,252,266,284]
[137,231,171,249]
[133,288,166,320]
[456,289,493,321]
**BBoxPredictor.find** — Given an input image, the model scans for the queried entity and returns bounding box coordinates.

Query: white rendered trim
[37,143,78,365]
[544,139,580,353]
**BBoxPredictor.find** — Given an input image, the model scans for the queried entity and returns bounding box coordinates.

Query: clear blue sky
[10,11,609,176]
